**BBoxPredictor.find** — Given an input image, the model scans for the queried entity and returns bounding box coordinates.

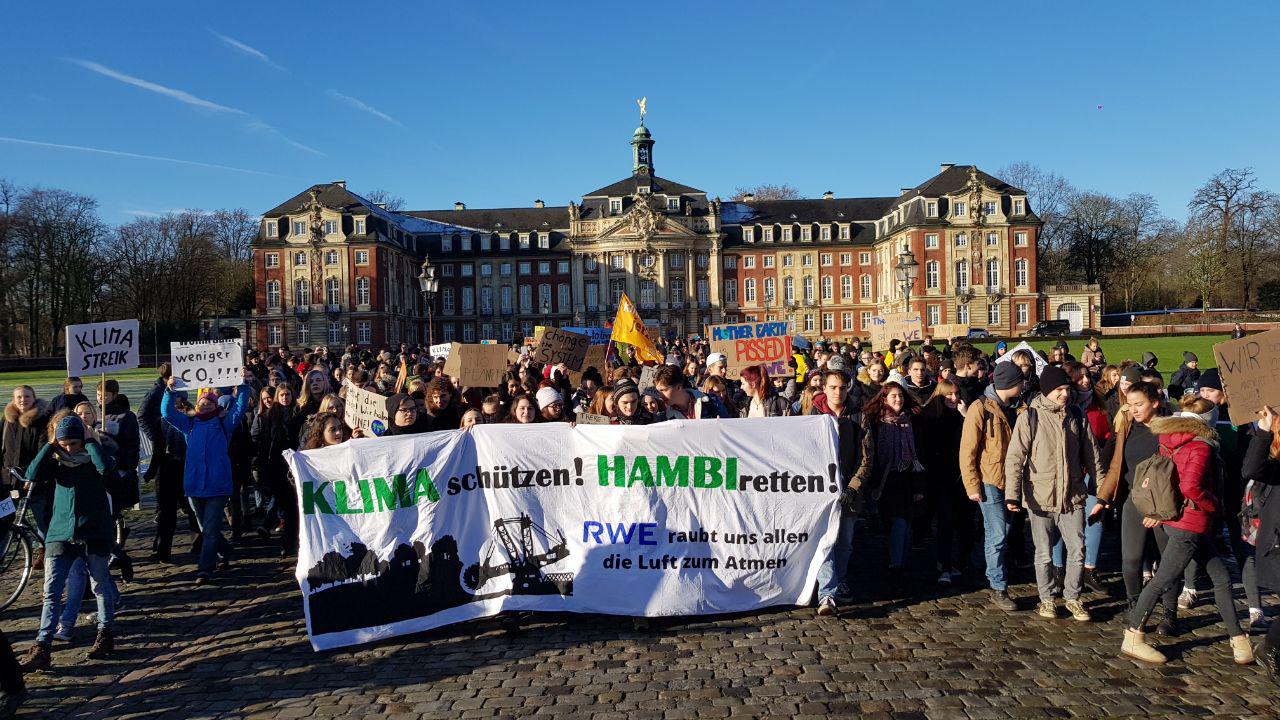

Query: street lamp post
[417,258,439,348]
[894,243,920,314]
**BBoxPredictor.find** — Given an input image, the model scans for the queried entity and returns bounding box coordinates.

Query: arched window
[925,261,940,290]
[841,275,853,300]
[1015,258,1028,288]
[745,278,757,302]
[802,276,814,302]
[294,279,310,307]
[356,277,370,305]
[955,260,969,290]
[783,277,795,303]
[266,280,280,309]
[325,277,340,305]
[821,276,833,301]
[986,259,1000,288]
[764,277,775,303]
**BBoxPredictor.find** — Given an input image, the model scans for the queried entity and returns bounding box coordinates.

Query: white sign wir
[65,319,141,375]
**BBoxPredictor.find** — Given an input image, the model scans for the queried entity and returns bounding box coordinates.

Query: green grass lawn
[0,367,158,404]
[970,335,1230,376]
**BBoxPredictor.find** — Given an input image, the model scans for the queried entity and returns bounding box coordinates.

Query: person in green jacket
[18,415,118,673]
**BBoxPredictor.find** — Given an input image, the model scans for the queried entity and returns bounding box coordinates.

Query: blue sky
[2,2,1277,224]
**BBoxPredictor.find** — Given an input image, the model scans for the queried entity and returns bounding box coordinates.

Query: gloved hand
[838,487,862,516]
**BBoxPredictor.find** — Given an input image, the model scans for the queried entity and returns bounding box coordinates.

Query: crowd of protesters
[0,330,1278,714]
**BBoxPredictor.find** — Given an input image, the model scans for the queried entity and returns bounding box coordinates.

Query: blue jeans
[978,483,1009,591]
[190,496,231,576]
[816,512,857,600]
[888,517,910,568]
[59,557,121,630]
[1052,494,1102,568]
[38,542,115,644]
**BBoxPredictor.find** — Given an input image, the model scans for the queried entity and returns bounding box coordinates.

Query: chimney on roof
[742,193,755,202]
[333,180,346,189]
[940,163,955,172]
[534,199,545,208]
[822,191,834,200]
[454,202,465,211]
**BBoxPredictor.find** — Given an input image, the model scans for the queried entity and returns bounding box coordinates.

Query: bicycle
[0,468,41,612]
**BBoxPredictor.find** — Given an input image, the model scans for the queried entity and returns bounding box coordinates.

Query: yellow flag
[610,293,662,363]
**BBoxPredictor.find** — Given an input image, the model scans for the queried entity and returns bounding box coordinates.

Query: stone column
[708,239,722,323]
[597,252,609,323]
[685,250,695,326]
[657,249,669,323]
[571,253,585,318]
[625,250,639,301]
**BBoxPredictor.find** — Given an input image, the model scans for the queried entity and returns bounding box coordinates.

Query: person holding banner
[301,412,353,450]
[162,376,252,580]
[19,415,118,671]
[253,384,307,556]
[814,369,868,615]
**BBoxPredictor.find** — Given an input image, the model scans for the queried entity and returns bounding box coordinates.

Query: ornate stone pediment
[591,194,701,242]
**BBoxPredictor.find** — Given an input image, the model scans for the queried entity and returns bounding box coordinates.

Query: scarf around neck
[876,410,917,473]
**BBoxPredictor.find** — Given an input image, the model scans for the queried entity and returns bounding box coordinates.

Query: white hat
[535,386,563,409]
[706,352,727,368]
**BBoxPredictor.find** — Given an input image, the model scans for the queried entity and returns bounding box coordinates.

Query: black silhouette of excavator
[463,515,574,596]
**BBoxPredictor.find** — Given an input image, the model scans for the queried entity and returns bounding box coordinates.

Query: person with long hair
[919,380,974,585]
[738,365,791,418]
[1121,396,1252,666]
[858,382,925,586]
[507,395,538,424]
[1095,364,1121,397]
[301,412,352,450]
[1243,404,1280,682]
[295,369,330,418]
[252,383,306,556]
[424,377,461,431]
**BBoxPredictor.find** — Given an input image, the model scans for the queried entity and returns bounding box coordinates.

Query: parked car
[966,328,991,339]
[1027,320,1072,337]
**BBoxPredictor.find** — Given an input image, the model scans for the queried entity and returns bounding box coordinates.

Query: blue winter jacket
[160,383,251,498]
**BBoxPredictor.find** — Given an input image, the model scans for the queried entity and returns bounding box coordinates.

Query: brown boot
[17,643,50,672]
[87,629,115,659]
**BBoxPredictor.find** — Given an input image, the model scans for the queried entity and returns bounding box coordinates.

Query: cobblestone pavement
[9,505,1279,720]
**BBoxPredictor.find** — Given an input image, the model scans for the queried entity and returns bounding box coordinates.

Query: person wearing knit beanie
[1038,366,1072,396]
[535,387,565,422]
[54,414,86,442]
[992,362,1023,391]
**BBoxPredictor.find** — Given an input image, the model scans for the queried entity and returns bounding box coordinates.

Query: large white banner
[285,416,841,650]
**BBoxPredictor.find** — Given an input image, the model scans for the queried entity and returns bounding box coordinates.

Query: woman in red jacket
[1121,396,1253,666]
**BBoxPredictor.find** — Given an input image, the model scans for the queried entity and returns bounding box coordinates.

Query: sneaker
[989,589,1017,612]
[87,628,115,659]
[1037,599,1058,619]
[1177,588,1197,610]
[817,596,837,617]
[53,626,73,643]
[1231,635,1255,665]
[17,643,50,673]
[1249,608,1270,631]
[938,571,953,585]
[1065,599,1091,622]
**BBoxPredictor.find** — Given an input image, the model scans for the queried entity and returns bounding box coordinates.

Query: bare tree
[731,184,802,201]
[1062,192,1127,287]
[1188,168,1276,307]
[362,188,405,211]
[1181,219,1231,311]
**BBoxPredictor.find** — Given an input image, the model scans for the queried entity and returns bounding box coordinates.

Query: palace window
[783,277,795,303]
[725,280,737,303]
[744,278,756,303]
[268,324,281,346]
[696,252,708,269]
[538,233,550,249]
[803,314,814,332]
[1015,258,1029,288]
[859,275,871,300]
[356,277,370,305]
[585,256,597,272]
[988,303,1001,325]
[292,220,306,236]
[925,261,939,290]
[461,234,473,251]
[519,233,530,249]
[461,287,475,313]
[987,232,999,247]
[463,323,475,343]
[744,227,755,243]
[984,201,997,216]
[986,259,1000,288]
[762,256,774,268]
[328,322,342,344]
[861,311,872,330]
[500,286,513,313]
[294,279,310,307]
[325,277,340,305]
[558,260,570,273]
[355,250,369,265]
[323,219,338,235]
[926,201,937,217]
[667,197,680,211]
[743,256,755,269]
[927,305,941,326]
[670,277,685,303]
[610,199,622,215]
[842,312,853,331]
[1013,199,1025,215]
[480,234,492,251]
[697,278,709,304]
[955,260,969,290]
[265,221,278,238]
[296,323,309,345]
[500,262,512,277]
[958,304,970,324]
[480,262,492,278]
[821,276,833,301]
[519,285,532,312]
[838,225,849,240]
[925,234,938,249]
[953,201,967,217]
[265,253,279,268]
[802,254,813,267]
[356,321,370,344]
[266,280,280,310]
[1015,231,1028,247]
[763,227,774,242]
[499,234,510,250]
[354,219,365,235]
[859,252,871,265]
[294,251,307,267]
[612,254,625,270]
[823,313,834,332]
[800,226,811,241]
[442,287,455,314]
[558,283,570,311]
[821,225,831,241]
[724,255,737,269]
[955,233,968,247]
[324,249,338,265]
[763,277,775,303]
[840,252,851,266]
[443,235,454,252]
[841,275,852,300]
[1017,303,1029,325]
[803,276,814,302]
[782,255,793,268]
[820,253,832,266]
[539,261,551,274]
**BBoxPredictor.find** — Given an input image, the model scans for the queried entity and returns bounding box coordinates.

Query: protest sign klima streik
[65,319,141,375]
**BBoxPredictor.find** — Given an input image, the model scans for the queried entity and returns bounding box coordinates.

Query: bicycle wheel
[0,529,33,612]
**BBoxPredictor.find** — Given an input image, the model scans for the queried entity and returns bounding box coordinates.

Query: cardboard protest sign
[442,343,509,388]
[638,365,656,393]
[65,319,140,375]
[344,381,389,436]
[531,328,591,370]
[930,324,970,340]
[575,412,611,425]
[170,339,243,390]
[868,312,923,348]
[708,322,791,376]
[568,344,609,387]
[994,340,1049,376]
[1213,328,1280,426]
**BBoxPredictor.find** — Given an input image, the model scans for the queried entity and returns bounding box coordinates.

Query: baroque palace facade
[250,121,1100,349]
